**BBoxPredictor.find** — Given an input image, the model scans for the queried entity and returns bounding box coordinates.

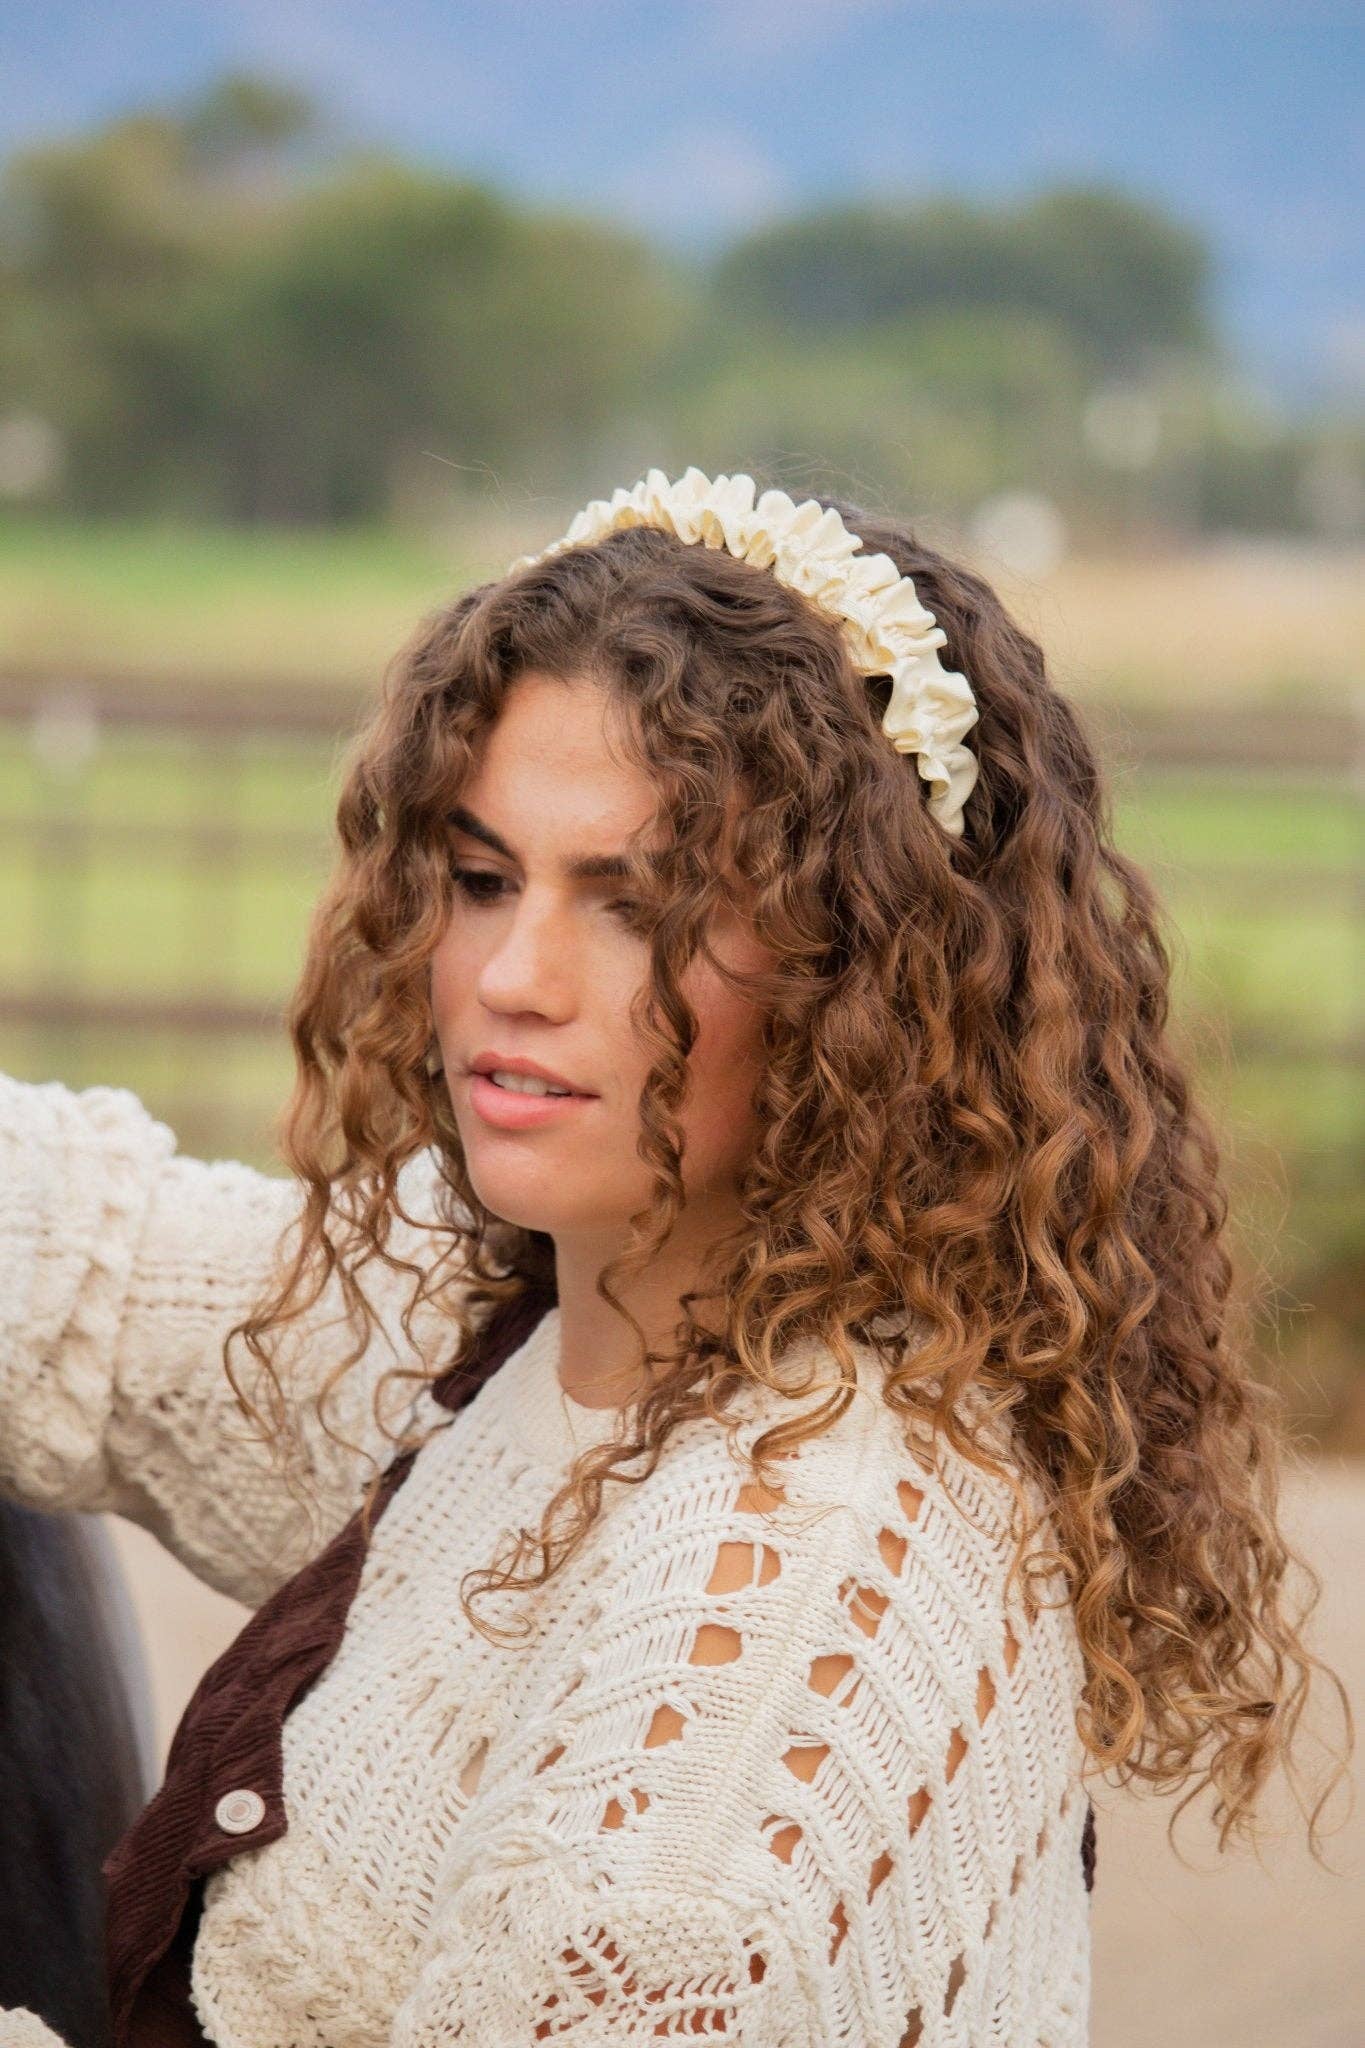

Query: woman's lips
[467,1071,598,1129]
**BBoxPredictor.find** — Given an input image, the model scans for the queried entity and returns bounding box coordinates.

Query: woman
[0,467,1350,2047]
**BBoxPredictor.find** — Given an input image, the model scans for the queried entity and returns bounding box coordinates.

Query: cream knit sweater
[0,1072,1094,2047]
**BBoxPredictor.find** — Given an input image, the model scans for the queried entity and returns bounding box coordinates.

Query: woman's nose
[475,893,577,1007]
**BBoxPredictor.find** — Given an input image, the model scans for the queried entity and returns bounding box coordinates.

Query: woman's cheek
[677,969,769,1184]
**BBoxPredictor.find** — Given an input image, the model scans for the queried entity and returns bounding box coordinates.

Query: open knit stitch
[0,1072,1095,2046]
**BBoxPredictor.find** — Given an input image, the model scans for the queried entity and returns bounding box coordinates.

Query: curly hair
[224,485,1352,1869]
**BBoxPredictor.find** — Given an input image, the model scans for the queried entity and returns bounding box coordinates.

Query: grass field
[3,510,1362,706]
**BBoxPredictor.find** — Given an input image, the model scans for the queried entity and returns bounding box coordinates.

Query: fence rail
[2,665,1362,768]
[2,670,1361,1076]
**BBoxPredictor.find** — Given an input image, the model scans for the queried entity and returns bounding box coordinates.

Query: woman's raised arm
[0,1071,467,1609]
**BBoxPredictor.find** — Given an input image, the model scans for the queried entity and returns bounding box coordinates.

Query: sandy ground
[103,1454,1363,2048]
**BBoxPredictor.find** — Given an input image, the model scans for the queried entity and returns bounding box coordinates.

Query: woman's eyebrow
[446,804,655,883]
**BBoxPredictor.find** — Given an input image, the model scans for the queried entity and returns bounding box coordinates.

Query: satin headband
[508,464,980,838]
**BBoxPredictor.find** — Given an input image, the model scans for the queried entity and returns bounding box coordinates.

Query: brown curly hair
[224,485,1353,1869]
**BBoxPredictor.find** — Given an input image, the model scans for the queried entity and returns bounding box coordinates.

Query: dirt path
[104,1454,1363,2047]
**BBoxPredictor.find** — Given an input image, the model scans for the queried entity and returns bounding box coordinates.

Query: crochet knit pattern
[0,1072,1094,2045]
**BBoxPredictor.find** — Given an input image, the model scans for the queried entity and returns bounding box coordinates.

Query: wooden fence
[1,668,1360,1155]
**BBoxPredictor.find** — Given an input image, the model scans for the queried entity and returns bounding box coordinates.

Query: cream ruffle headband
[507,464,980,839]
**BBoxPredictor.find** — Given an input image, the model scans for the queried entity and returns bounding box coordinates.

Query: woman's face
[429,669,775,1247]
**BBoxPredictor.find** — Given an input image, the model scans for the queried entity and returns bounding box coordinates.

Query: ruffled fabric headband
[507,464,980,839]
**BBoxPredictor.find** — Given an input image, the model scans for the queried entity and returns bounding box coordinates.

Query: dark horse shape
[0,1502,155,2048]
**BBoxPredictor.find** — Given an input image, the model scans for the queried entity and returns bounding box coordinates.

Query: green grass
[0,509,516,690]
[1115,772,1361,870]
[7,509,1365,712]
[4,512,1364,713]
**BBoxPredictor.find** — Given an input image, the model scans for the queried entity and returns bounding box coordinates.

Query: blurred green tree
[0,74,1353,537]
[0,78,686,520]
[708,182,1218,377]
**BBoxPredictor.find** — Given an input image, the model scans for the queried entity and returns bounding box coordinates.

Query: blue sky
[2,0,1361,413]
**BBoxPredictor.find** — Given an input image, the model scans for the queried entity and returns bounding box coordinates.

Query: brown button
[214,1788,266,1835]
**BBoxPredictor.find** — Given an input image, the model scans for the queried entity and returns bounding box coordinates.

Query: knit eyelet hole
[706,1538,781,1593]
[943,1951,966,2016]
[1002,1619,1022,1675]
[828,1896,850,1963]
[867,1848,894,1900]
[689,1621,743,1666]
[908,1784,932,1834]
[644,1701,687,1748]
[782,1740,830,1785]
[806,1650,857,1702]
[976,1664,997,1724]
[839,1576,887,1639]
[877,1524,908,1575]
[897,1476,925,1522]
[456,1736,488,1802]
[944,1723,968,1783]
[534,1742,567,1774]
[601,1784,649,1830]
[1009,1850,1027,1895]
[899,2004,924,2045]
[764,1815,803,1865]
[1036,1818,1049,1859]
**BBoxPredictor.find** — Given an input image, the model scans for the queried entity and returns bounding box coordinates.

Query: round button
[214,1788,266,1835]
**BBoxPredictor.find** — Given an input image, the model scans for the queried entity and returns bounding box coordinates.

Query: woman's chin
[460,1162,611,1241]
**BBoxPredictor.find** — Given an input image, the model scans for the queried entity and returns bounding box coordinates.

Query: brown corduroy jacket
[100,1282,1097,2046]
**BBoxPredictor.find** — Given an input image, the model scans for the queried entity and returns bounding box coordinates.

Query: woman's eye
[450,866,508,905]
[449,866,646,932]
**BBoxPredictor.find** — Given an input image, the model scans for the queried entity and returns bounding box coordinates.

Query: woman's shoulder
[693,1315,1023,1496]
[619,1316,1038,1570]
[651,1318,1081,1645]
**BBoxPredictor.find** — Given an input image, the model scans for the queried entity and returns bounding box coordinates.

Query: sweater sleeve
[387,1404,1094,2046]
[0,1070,467,1608]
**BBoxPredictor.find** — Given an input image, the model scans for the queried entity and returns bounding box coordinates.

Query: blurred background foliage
[1,71,1360,533]
[0,69,1360,1448]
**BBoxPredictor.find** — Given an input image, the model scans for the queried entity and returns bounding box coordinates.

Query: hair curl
[225,486,1352,1869]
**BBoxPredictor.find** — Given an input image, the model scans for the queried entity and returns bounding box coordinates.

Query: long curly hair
[224,485,1352,1867]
